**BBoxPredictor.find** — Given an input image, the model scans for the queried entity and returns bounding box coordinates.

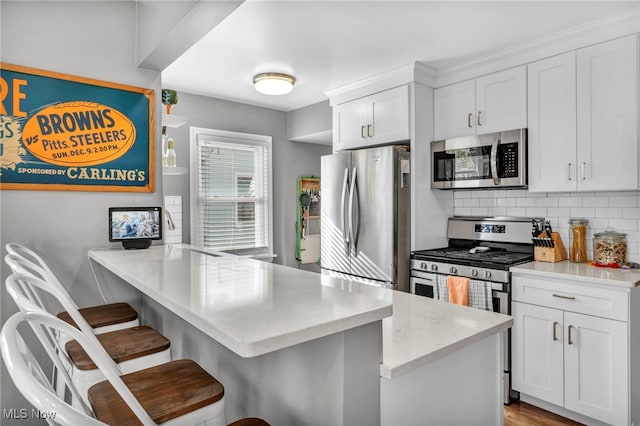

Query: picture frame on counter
[0,63,154,192]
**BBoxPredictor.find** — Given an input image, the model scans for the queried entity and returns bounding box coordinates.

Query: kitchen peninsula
[89,244,511,425]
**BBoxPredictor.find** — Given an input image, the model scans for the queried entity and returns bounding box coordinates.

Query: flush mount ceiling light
[253,73,296,95]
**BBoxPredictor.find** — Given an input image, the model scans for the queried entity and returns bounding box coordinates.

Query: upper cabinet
[333,85,410,150]
[528,34,639,192]
[433,66,527,140]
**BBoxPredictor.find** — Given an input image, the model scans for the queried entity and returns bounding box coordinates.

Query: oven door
[410,270,508,315]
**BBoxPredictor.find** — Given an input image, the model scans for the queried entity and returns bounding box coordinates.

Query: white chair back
[1,309,156,425]
[6,242,60,284]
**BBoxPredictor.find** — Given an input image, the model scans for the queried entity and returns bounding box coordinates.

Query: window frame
[189,127,273,256]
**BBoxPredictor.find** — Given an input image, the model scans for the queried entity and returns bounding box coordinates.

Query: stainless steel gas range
[410,216,537,405]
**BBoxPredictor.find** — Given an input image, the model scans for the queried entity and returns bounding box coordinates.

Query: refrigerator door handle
[349,167,360,257]
[340,167,350,255]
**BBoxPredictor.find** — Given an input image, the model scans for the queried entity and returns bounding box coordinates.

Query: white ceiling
[161,1,639,112]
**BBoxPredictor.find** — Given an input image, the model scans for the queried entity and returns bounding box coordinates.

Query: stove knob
[421,262,427,270]
[430,264,438,272]
[449,266,457,274]
[471,269,478,277]
[484,271,492,279]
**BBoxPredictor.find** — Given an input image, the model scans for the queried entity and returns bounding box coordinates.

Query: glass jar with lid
[568,218,588,263]
[593,229,627,265]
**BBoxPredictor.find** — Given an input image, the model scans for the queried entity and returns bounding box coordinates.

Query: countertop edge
[510,261,640,288]
[380,317,512,380]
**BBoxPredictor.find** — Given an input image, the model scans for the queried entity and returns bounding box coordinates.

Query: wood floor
[504,401,584,426]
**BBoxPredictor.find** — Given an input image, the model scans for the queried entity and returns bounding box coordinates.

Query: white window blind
[190,128,272,255]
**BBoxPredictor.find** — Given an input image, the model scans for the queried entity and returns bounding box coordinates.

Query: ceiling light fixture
[253,73,296,95]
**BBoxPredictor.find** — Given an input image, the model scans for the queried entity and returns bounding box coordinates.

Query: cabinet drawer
[512,275,628,321]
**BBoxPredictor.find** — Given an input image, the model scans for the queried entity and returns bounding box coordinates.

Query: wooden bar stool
[5,244,140,333]
[1,310,226,426]
[5,273,172,406]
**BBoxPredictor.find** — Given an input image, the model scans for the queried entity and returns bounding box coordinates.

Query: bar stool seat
[65,326,170,370]
[89,359,225,425]
[228,418,271,426]
[57,302,139,334]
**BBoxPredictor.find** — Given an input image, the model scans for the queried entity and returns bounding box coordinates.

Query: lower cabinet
[512,274,632,425]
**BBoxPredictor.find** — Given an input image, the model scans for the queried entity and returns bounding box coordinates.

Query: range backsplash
[453,189,640,264]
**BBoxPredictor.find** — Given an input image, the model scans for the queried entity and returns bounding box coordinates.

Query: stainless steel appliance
[321,145,411,292]
[431,128,527,189]
[410,216,536,404]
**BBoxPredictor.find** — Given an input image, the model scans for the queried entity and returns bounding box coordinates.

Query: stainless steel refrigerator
[320,145,411,292]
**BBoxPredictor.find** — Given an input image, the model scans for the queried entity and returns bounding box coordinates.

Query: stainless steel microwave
[431,128,527,189]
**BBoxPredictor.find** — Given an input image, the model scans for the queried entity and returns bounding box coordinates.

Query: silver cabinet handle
[467,113,473,128]
[367,124,373,138]
[553,321,559,341]
[361,125,366,139]
[477,111,482,126]
[552,293,576,300]
[581,161,586,180]
[568,325,574,345]
[567,163,573,181]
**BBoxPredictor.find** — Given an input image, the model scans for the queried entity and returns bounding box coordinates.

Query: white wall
[453,189,640,263]
[162,91,332,268]
[0,1,162,422]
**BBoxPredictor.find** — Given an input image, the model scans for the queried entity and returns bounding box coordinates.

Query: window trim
[189,127,273,256]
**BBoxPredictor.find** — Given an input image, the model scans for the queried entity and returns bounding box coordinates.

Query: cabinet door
[527,52,577,192]
[333,98,369,150]
[564,312,628,425]
[576,34,639,191]
[475,66,527,135]
[512,302,564,406]
[369,85,410,146]
[434,80,475,140]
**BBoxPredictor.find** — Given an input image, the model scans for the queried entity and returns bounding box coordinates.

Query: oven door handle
[490,137,500,186]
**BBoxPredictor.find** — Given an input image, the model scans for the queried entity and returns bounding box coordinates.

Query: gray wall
[1,1,330,421]
[0,2,164,422]
[163,91,331,267]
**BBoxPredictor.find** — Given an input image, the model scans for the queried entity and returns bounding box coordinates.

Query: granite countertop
[511,261,640,288]
[89,244,392,358]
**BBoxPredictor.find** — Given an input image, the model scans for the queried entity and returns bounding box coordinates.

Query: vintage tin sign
[0,63,154,192]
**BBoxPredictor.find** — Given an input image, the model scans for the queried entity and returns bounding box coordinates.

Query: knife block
[534,232,567,263]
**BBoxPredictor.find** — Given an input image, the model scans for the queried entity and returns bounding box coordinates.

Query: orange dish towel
[447,276,469,306]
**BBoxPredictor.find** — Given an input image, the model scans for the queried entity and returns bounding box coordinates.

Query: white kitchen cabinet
[433,66,526,140]
[528,34,639,192]
[333,85,409,150]
[511,302,564,406]
[512,273,631,425]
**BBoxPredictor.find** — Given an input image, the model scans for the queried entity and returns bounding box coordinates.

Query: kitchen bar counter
[89,244,392,357]
[511,260,640,288]
[90,244,509,425]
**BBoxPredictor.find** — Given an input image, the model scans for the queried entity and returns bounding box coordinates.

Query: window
[190,128,272,256]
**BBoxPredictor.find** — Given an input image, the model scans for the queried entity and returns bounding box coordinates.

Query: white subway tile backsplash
[609,196,637,207]
[583,196,609,207]
[506,208,527,217]
[452,189,640,263]
[570,207,595,218]
[595,208,622,219]
[558,197,582,207]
